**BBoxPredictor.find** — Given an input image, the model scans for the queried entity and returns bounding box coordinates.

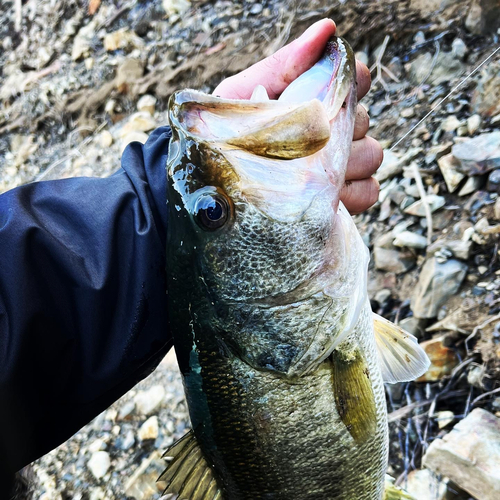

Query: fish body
[164,37,428,500]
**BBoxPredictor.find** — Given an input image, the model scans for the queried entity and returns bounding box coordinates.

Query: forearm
[0,127,173,475]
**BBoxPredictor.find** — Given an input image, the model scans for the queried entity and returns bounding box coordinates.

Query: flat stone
[441,115,462,132]
[423,408,500,500]
[118,401,136,421]
[436,410,455,429]
[87,451,111,480]
[404,195,445,217]
[409,51,464,86]
[438,153,465,193]
[416,336,459,382]
[373,247,416,274]
[393,230,428,249]
[399,316,427,338]
[411,258,468,319]
[138,415,159,441]
[134,385,165,415]
[452,132,500,175]
[104,28,143,52]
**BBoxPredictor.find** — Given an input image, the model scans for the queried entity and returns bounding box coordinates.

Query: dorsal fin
[159,430,222,500]
[373,314,430,384]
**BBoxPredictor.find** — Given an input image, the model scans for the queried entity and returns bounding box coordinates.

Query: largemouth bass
[162,37,430,500]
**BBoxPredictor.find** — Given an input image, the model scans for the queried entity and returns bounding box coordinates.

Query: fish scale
[163,36,429,499]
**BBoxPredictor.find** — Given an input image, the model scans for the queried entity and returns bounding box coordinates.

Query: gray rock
[134,385,166,415]
[423,408,500,500]
[118,429,135,451]
[427,237,472,261]
[452,132,500,175]
[409,51,464,86]
[118,401,136,421]
[374,288,392,304]
[87,451,111,480]
[249,3,263,14]
[373,247,416,274]
[465,0,500,35]
[472,63,500,117]
[399,316,427,338]
[411,258,468,319]
[487,169,500,193]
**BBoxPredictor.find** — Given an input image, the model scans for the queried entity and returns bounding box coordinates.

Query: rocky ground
[2,0,500,499]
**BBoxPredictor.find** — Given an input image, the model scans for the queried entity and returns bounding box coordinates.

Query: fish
[162,36,430,500]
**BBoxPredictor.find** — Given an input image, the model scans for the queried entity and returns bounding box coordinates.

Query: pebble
[120,112,157,137]
[458,175,483,196]
[89,438,107,453]
[423,408,500,500]
[494,198,500,220]
[411,257,468,319]
[249,3,263,15]
[436,410,455,429]
[118,401,136,421]
[440,115,461,132]
[487,169,500,193]
[87,451,111,480]
[451,38,468,60]
[438,153,465,193]
[137,94,157,115]
[98,130,113,148]
[405,468,448,500]
[121,131,149,154]
[134,385,166,415]
[467,114,481,135]
[138,415,159,441]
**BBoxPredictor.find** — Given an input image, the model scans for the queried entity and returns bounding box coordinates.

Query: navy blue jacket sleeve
[0,126,173,484]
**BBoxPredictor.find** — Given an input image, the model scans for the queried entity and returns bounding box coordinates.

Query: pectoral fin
[159,430,222,500]
[373,314,431,384]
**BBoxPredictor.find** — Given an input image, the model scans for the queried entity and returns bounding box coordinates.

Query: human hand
[213,19,382,215]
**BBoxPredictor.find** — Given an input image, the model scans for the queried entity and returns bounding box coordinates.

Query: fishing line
[390,44,500,151]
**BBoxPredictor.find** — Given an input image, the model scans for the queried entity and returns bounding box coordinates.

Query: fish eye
[194,193,229,230]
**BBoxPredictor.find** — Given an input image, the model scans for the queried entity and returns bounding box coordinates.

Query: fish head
[167,37,367,377]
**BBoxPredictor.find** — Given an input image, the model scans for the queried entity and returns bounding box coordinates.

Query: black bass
[162,37,429,500]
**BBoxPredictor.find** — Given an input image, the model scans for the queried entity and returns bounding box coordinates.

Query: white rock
[89,438,107,453]
[137,94,157,115]
[423,408,500,500]
[134,385,165,415]
[405,468,448,500]
[88,451,111,479]
[436,410,455,429]
[452,38,468,60]
[458,175,483,196]
[138,416,159,441]
[441,115,462,132]
[437,153,465,193]
[404,195,445,217]
[393,230,428,249]
[467,114,482,135]
[375,150,402,182]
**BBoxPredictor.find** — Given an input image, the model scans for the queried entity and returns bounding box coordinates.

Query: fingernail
[298,19,335,43]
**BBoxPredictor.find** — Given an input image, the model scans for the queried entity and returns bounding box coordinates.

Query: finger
[356,60,371,101]
[340,178,380,214]
[353,104,369,141]
[345,136,384,181]
[213,19,336,99]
